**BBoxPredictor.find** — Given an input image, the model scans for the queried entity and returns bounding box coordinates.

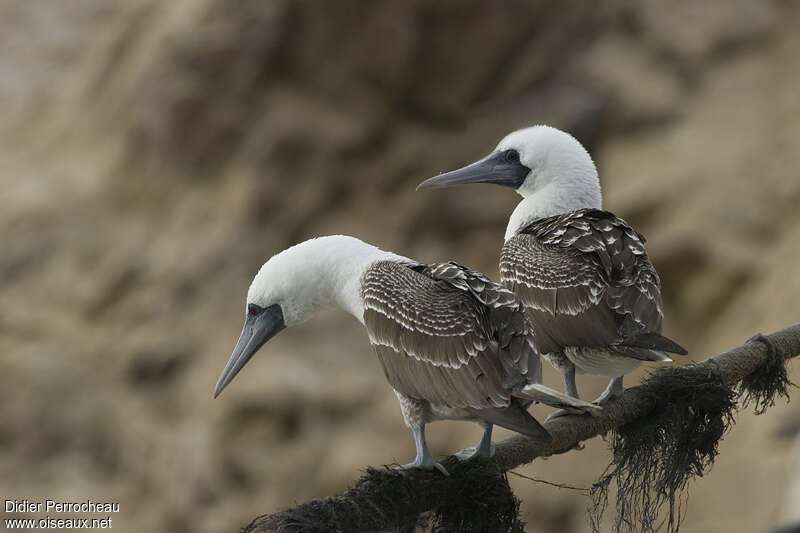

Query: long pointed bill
[416,151,530,190]
[214,304,285,398]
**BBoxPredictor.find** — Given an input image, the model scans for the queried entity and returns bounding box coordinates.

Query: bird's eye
[248,303,265,316]
[505,150,520,163]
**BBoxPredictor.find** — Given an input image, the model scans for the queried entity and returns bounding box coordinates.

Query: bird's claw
[433,462,450,476]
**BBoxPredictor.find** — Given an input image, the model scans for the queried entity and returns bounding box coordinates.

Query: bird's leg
[394,425,449,476]
[455,423,495,461]
[546,365,585,421]
[594,376,624,405]
[564,365,579,398]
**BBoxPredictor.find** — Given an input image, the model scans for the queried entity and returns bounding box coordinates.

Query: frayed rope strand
[740,334,794,415]
[589,365,737,533]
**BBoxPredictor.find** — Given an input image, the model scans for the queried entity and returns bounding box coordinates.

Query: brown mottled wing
[361,261,537,410]
[500,209,664,355]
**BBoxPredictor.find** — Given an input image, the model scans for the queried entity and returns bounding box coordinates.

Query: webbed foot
[454,442,496,461]
[393,457,449,476]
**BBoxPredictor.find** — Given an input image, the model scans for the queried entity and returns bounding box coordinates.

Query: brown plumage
[362,260,596,440]
[500,209,686,398]
[415,126,686,406]
[362,261,535,426]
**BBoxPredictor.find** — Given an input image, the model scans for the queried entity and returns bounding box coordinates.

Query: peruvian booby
[417,126,687,410]
[213,235,599,474]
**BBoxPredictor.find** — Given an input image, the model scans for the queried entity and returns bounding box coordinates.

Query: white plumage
[499,126,602,239]
[246,235,406,326]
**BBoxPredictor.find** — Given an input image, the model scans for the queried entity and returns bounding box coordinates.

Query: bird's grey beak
[416,151,530,190]
[214,304,285,398]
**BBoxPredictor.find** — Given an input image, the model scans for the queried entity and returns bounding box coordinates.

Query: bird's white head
[495,126,599,201]
[417,125,602,227]
[246,237,342,328]
[214,235,400,397]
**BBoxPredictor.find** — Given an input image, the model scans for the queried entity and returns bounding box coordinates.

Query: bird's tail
[618,331,688,355]
[468,402,552,443]
[513,383,602,414]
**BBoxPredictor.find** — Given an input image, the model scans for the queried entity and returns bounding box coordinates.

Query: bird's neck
[324,247,407,323]
[504,181,602,240]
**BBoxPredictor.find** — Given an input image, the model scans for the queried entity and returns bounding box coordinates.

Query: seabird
[214,235,599,473]
[418,126,687,411]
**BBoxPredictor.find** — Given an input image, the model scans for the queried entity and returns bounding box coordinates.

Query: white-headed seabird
[214,235,599,473]
[418,126,687,412]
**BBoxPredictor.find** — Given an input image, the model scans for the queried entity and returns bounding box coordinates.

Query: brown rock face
[2,1,799,532]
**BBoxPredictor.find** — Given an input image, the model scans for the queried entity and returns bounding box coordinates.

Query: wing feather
[500,209,665,355]
[362,261,536,409]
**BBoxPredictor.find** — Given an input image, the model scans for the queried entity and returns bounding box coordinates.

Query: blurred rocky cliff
[1,1,799,532]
